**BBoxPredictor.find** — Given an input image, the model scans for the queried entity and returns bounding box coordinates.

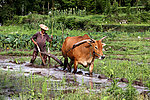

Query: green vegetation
[1,0,150,25]
[0,30,150,99]
[0,24,150,51]
[0,66,149,100]
[0,0,150,99]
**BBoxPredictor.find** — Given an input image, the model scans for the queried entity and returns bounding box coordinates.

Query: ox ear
[100,36,107,41]
[102,43,106,47]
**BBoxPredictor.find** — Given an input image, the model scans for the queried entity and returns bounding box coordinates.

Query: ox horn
[100,36,107,41]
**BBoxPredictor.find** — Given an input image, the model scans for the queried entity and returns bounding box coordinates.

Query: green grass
[0,69,101,100]
[0,50,33,56]
[0,23,150,99]
[0,61,149,100]
[0,25,38,35]
[0,67,148,100]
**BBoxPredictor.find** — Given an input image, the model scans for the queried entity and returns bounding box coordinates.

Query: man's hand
[31,38,37,45]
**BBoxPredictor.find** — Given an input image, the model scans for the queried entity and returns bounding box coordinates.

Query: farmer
[30,24,53,65]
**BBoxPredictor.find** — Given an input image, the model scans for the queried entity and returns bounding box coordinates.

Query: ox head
[89,36,106,59]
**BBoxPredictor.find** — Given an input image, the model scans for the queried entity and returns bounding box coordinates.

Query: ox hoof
[85,73,93,77]
[132,81,144,86]
[89,74,93,77]
[98,74,107,79]
[72,71,77,74]
[67,68,72,72]
[77,71,83,75]
[119,78,129,83]
[85,73,90,76]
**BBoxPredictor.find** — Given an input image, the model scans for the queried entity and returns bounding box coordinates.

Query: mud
[0,56,150,99]
[0,55,6,60]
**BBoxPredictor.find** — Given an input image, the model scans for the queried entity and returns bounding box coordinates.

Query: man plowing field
[30,24,53,66]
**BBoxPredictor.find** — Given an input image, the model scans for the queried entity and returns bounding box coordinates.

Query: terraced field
[0,26,150,100]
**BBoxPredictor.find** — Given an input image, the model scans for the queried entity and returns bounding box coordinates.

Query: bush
[56,16,90,30]
[145,1,150,11]
[111,0,118,15]
[139,11,150,22]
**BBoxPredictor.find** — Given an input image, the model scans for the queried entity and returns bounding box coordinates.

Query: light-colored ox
[61,34,106,76]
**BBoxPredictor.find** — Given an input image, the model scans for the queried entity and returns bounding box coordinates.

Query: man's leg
[42,54,47,65]
[30,50,38,64]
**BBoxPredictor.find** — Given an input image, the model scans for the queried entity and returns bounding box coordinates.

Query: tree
[84,0,96,14]
[95,0,107,14]
[0,0,16,24]
[77,0,84,10]
[112,0,118,15]
[145,0,150,11]
[125,0,132,15]
[105,0,111,15]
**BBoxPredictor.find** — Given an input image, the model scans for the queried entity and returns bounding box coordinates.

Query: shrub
[145,1,150,11]
[139,11,150,22]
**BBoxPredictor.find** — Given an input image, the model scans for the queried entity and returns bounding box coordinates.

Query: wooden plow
[40,52,63,67]
[36,44,63,67]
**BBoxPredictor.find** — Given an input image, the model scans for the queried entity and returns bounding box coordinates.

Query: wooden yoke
[72,39,94,49]
[66,39,95,54]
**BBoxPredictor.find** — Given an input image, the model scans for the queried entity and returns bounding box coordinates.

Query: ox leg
[73,59,78,74]
[68,60,73,72]
[89,62,94,76]
[63,57,68,70]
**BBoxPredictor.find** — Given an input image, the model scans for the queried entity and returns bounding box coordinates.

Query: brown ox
[61,34,106,75]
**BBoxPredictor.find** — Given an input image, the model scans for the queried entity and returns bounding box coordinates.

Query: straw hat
[39,24,49,31]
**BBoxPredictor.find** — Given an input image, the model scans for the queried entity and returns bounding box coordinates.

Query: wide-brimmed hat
[39,24,49,31]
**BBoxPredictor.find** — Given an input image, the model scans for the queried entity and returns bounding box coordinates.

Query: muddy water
[0,57,150,98]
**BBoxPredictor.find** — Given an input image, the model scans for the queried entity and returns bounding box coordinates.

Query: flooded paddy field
[0,55,149,100]
[0,29,150,99]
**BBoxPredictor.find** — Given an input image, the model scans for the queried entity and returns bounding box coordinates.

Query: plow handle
[36,44,46,65]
